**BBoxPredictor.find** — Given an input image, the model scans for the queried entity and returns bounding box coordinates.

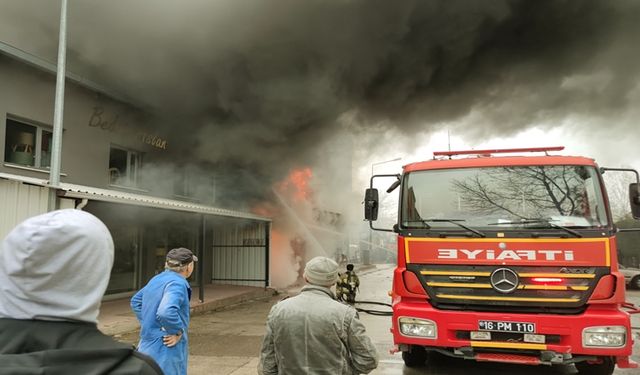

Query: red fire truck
[365,146,640,374]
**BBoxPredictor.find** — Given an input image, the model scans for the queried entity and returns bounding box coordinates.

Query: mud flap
[616,356,639,369]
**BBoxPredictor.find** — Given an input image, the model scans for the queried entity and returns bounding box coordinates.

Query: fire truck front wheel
[402,345,428,368]
[574,357,615,375]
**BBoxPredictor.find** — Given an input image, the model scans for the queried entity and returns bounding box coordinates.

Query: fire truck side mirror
[629,183,640,219]
[364,188,379,221]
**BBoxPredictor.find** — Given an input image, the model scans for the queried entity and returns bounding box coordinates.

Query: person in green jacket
[259,256,378,374]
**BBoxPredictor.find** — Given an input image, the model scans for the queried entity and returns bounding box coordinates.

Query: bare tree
[601,167,635,222]
[452,166,588,219]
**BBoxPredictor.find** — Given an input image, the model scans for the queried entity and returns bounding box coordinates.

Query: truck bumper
[392,300,637,368]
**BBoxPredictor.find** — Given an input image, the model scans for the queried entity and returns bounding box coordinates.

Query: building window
[109,146,142,187]
[4,118,53,168]
[173,167,191,197]
[173,168,217,203]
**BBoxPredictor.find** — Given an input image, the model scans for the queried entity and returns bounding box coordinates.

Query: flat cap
[166,247,198,267]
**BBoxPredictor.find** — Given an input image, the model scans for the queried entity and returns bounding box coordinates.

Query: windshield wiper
[488,218,582,238]
[420,218,486,238]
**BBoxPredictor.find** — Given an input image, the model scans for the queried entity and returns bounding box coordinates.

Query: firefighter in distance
[336,264,360,303]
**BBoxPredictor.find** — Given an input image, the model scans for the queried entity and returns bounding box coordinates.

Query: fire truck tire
[402,345,428,367]
[574,357,615,375]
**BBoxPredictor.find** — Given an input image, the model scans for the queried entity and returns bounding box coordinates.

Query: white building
[0,41,272,300]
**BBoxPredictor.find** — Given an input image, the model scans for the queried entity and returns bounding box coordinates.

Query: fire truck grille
[408,264,608,314]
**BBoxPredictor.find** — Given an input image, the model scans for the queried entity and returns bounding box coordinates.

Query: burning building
[0,44,272,300]
[258,166,350,287]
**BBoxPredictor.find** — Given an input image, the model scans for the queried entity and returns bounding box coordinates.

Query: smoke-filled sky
[1,0,640,217]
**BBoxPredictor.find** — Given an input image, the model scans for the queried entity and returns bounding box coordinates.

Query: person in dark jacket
[131,247,196,375]
[0,209,162,375]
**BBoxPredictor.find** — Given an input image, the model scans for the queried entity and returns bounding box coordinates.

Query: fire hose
[351,300,393,316]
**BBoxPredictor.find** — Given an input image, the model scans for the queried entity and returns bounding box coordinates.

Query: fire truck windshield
[401,165,609,230]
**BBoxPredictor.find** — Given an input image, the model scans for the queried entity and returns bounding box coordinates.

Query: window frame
[4,116,53,170]
[109,144,143,188]
[173,166,191,198]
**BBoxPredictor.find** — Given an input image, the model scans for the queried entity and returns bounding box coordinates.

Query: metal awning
[0,172,270,222]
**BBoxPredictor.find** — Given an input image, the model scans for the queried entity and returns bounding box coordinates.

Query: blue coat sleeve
[156,281,186,335]
[130,288,144,322]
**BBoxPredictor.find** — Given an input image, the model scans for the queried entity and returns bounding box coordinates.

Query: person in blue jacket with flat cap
[131,247,197,375]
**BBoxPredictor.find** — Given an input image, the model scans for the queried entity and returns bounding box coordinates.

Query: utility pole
[48,0,68,211]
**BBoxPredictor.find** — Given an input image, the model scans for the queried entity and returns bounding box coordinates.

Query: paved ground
[115,289,284,374]
[99,284,276,336]
[115,264,640,374]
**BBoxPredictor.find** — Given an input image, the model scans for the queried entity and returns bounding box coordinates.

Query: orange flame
[277,167,314,203]
[249,166,317,287]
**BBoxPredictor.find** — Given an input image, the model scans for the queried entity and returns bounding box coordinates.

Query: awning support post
[198,214,205,303]
[264,221,270,288]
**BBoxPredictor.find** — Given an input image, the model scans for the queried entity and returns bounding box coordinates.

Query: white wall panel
[211,221,267,287]
[58,198,76,210]
[0,179,49,240]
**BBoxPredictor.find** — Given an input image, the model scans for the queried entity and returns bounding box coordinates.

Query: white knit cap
[303,256,339,286]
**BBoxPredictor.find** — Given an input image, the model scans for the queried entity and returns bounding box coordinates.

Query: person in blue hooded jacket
[131,247,197,375]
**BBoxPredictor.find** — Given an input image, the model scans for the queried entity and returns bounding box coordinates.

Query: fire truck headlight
[582,326,626,348]
[398,317,437,338]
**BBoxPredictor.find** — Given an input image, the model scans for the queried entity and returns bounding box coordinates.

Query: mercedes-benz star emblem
[490,268,519,294]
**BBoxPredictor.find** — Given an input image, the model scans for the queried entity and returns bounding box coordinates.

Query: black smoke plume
[1,0,639,207]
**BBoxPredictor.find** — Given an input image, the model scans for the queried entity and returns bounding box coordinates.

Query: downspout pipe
[75,198,88,210]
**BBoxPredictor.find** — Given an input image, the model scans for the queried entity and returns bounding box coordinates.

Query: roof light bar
[433,146,565,158]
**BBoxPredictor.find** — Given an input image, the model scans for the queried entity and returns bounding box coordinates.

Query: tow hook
[622,301,640,315]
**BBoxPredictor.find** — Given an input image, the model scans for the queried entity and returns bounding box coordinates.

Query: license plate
[478,320,536,333]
